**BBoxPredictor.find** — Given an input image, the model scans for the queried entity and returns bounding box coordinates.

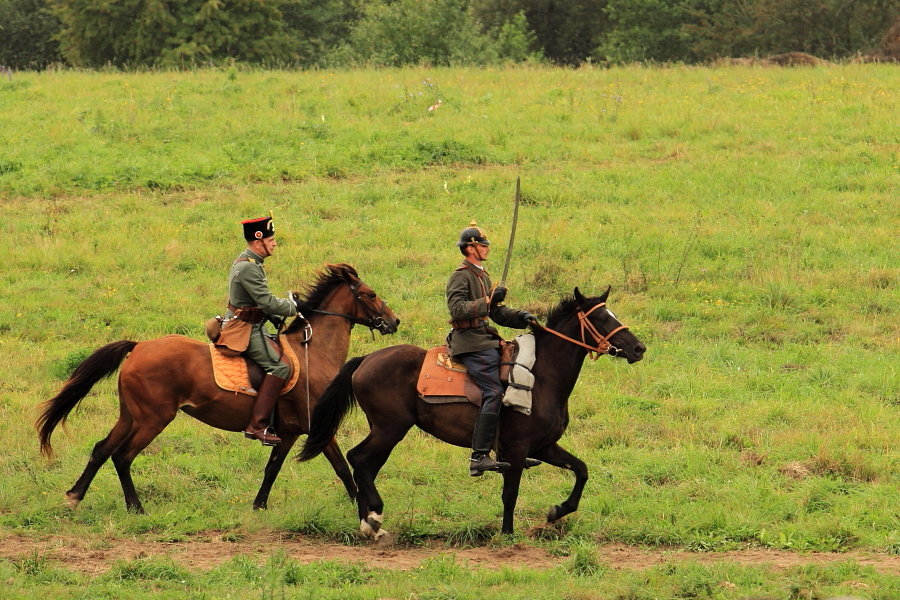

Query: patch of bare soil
[1,532,898,575]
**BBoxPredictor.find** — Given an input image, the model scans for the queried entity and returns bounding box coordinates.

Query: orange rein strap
[541,302,629,360]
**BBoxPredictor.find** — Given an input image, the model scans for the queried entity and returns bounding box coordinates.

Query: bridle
[308,280,391,333]
[541,302,629,360]
[297,279,391,429]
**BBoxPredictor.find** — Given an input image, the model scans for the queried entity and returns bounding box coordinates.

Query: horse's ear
[336,263,359,281]
[573,287,586,305]
[599,286,611,303]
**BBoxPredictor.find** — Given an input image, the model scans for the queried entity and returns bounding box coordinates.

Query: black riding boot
[469,412,510,476]
[243,374,286,446]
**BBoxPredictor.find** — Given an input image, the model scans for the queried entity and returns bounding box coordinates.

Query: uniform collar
[244,248,266,264]
[460,260,486,274]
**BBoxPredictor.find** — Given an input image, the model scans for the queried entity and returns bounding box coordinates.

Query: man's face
[254,236,277,257]
[469,243,489,261]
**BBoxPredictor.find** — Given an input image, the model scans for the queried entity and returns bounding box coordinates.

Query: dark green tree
[472,0,608,64]
[53,0,296,68]
[687,0,900,59]
[280,0,362,67]
[0,0,64,69]
[600,0,703,63]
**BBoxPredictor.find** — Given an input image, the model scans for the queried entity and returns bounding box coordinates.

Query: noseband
[542,302,629,360]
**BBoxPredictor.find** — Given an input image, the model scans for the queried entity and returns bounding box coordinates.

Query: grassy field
[0,64,897,599]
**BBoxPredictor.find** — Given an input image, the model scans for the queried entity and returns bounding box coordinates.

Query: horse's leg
[499,464,526,534]
[66,414,133,509]
[109,411,178,513]
[321,438,357,500]
[532,443,589,524]
[252,434,299,510]
[347,427,408,540]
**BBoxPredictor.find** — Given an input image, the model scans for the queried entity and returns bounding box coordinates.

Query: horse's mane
[284,263,358,334]
[545,293,603,329]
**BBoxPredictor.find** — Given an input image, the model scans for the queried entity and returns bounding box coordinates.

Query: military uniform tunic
[445,261,530,357]
[226,249,297,378]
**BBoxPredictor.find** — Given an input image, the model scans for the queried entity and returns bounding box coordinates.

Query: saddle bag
[205,316,223,343]
[498,340,518,384]
[215,318,251,357]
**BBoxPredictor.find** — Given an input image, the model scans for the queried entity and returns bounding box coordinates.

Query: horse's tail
[298,355,366,462]
[37,340,138,458]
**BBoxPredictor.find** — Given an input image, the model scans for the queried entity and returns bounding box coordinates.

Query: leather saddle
[209,336,300,396]
[416,342,518,407]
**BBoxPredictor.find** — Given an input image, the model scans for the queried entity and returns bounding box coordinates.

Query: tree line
[1,0,897,70]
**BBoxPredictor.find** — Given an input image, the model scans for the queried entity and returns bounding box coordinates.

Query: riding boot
[469,412,510,476]
[243,374,286,446]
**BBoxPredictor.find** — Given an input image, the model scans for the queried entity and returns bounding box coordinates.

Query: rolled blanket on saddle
[503,333,536,415]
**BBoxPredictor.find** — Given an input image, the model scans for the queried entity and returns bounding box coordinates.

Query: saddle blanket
[416,334,536,414]
[209,336,301,396]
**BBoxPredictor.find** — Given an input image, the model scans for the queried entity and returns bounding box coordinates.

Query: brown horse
[37,264,399,513]
[300,286,645,537]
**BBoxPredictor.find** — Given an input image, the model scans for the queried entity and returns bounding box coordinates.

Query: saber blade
[499,176,520,287]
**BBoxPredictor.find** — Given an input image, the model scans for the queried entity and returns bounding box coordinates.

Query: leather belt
[227,303,266,324]
[450,318,487,330]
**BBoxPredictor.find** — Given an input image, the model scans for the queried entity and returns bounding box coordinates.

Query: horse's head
[574,286,645,363]
[338,264,400,335]
[553,286,645,363]
[297,264,399,335]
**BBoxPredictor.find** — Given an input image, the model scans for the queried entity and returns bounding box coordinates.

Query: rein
[541,302,629,360]
[294,279,385,429]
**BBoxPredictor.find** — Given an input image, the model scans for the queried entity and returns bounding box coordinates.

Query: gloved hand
[289,290,305,317]
[490,286,507,305]
[521,312,540,330]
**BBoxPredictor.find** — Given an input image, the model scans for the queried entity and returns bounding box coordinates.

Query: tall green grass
[0,65,897,597]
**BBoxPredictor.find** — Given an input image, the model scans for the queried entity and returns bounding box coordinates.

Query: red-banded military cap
[242,216,275,241]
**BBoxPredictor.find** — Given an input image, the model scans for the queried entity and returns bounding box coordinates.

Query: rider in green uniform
[226,216,299,446]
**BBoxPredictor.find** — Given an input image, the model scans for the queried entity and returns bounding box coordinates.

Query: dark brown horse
[300,286,645,537]
[37,264,399,513]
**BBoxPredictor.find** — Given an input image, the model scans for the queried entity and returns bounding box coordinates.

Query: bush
[336,0,496,66]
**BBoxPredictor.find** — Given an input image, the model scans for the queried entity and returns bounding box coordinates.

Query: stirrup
[243,427,282,446]
[469,454,510,477]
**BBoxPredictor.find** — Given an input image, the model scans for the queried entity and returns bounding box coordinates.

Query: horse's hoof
[360,519,373,538]
[547,505,560,522]
[65,493,80,509]
[359,512,387,540]
[373,529,393,546]
[366,511,384,532]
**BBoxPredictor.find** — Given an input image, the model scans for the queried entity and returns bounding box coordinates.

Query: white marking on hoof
[65,493,80,509]
[373,528,390,542]
[366,511,384,531]
[360,519,375,538]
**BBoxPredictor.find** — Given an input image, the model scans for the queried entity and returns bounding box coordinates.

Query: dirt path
[2,532,898,575]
